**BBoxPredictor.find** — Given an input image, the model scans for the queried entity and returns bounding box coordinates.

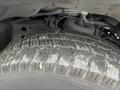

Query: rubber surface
[0,22,12,51]
[0,33,120,90]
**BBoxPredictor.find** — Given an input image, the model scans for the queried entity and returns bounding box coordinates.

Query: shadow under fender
[0,22,12,51]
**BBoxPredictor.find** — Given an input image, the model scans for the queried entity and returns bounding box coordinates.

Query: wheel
[0,33,120,90]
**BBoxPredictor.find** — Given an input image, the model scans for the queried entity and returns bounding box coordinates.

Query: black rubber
[0,22,12,51]
[0,33,120,90]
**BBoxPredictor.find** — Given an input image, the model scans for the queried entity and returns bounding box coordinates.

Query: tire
[0,33,120,90]
[0,22,12,51]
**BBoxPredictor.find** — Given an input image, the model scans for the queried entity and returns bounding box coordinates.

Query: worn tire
[0,33,120,90]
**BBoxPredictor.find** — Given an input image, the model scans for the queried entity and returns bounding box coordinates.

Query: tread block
[101,77,119,88]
